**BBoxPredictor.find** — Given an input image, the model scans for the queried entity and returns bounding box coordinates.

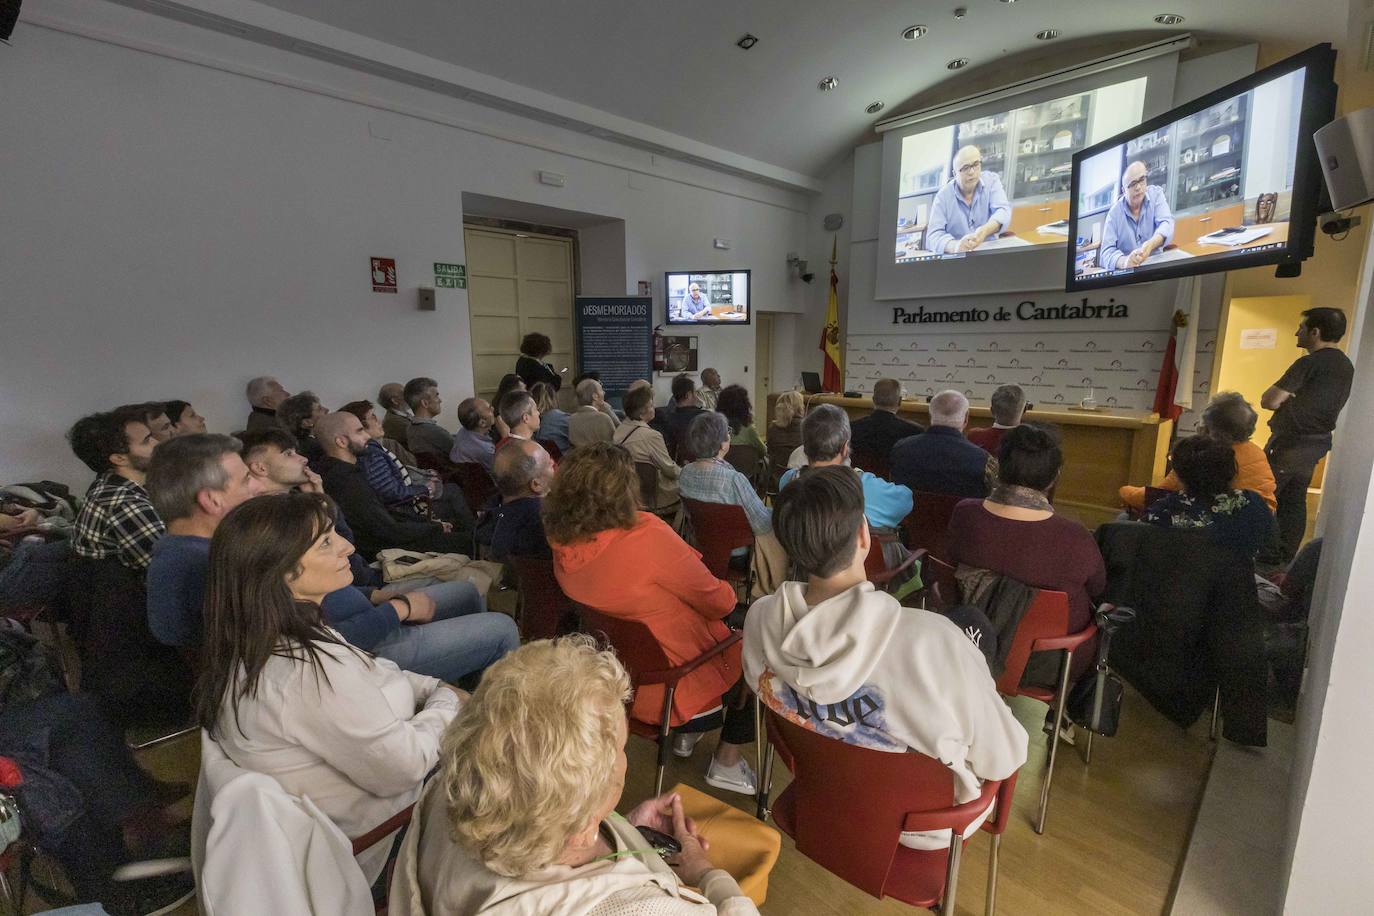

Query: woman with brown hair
[197,491,463,881]
[515,332,563,391]
[544,443,757,795]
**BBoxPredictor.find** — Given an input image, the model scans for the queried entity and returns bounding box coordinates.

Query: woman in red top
[544,442,757,796]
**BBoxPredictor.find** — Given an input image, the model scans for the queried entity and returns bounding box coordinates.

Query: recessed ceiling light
[947,58,969,70]
[866,101,885,114]
[1035,29,1060,40]
[901,24,928,40]
[953,7,968,20]
[818,76,838,91]
[736,34,758,50]
[999,0,1018,3]
[1153,13,1185,24]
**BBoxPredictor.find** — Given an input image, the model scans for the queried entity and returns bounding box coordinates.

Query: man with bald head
[314,411,473,558]
[486,439,555,560]
[244,375,290,432]
[1099,160,1174,271]
[378,382,414,443]
[925,144,1011,256]
[890,390,993,498]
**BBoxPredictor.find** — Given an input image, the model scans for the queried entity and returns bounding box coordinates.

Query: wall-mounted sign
[1239,328,1278,350]
[371,257,398,293]
[434,262,467,289]
[576,296,652,404]
[892,296,1130,326]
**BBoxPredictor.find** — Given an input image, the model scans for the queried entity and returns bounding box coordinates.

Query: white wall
[0,2,808,484]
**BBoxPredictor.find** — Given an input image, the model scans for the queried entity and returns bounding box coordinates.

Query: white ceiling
[153,0,1355,180]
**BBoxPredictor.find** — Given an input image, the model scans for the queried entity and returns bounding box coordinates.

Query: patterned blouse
[1143,489,1275,559]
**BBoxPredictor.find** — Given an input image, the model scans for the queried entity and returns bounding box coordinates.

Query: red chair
[535,439,563,463]
[351,803,416,916]
[759,707,1016,916]
[850,445,889,481]
[900,491,965,559]
[681,498,755,601]
[450,462,498,513]
[575,604,742,795]
[765,440,793,497]
[634,461,659,511]
[920,552,960,611]
[410,450,453,475]
[992,589,1099,835]
[511,555,576,641]
[869,546,926,594]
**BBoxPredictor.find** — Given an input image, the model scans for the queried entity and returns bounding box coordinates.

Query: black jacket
[515,355,562,391]
[850,410,923,467]
[890,426,989,499]
[1096,521,1267,747]
[317,456,471,560]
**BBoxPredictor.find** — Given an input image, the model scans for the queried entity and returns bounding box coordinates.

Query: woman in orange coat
[1121,392,1277,512]
[544,442,757,796]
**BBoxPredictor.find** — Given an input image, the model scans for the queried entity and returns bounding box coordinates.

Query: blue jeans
[372,578,518,682]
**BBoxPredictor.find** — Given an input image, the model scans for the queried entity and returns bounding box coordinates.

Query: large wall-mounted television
[664,270,751,325]
[1067,44,1336,291]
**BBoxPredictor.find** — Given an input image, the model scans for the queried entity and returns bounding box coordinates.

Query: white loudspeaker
[1315,107,1374,210]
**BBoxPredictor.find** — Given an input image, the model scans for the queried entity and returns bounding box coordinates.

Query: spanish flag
[820,238,842,392]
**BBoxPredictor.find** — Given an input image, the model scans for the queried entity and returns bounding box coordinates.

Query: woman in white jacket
[196,491,463,883]
[742,466,1028,849]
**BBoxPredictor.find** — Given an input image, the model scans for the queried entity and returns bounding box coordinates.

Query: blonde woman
[389,636,770,915]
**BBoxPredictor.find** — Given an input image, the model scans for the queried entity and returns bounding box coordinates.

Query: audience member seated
[492,374,527,438]
[890,389,992,499]
[696,367,722,411]
[614,384,680,514]
[1121,392,1277,512]
[779,403,913,532]
[544,443,758,794]
[531,381,572,453]
[145,434,265,647]
[487,439,554,561]
[745,466,1027,849]
[68,406,165,572]
[663,374,703,459]
[195,493,469,884]
[451,397,497,470]
[768,390,805,456]
[244,375,290,432]
[967,384,1025,455]
[497,389,541,448]
[315,412,475,557]
[405,376,455,458]
[1143,434,1277,560]
[515,331,563,391]
[717,384,767,481]
[132,401,175,444]
[164,399,208,437]
[946,424,1105,681]
[379,381,415,443]
[568,378,619,448]
[277,390,327,464]
[340,397,417,466]
[850,378,923,462]
[338,401,472,527]
[390,637,771,915]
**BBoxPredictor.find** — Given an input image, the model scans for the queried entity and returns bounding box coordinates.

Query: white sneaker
[672,731,704,758]
[705,757,758,796]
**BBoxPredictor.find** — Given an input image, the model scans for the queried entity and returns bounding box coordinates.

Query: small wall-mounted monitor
[1067,44,1336,291]
[665,271,751,325]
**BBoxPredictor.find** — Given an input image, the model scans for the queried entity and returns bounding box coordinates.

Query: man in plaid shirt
[68,405,165,572]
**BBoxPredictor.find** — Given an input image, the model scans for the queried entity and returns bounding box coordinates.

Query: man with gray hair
[851,378,924,468]
[968,384,1026,455]
[568,378,618,448]
[145,433,265,646]
[244,376,290,432]
[485,438,554,561]
[891,390,993,498]
[378,382,413,443]
[779,403,912,530]
[926,144,1011,256]
[404,376,455,459]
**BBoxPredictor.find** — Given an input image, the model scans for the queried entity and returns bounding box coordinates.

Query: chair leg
[752,695,765,792]
[656,686,677,798]
[941,831,964,915]
[985,832,1001,916]
[1209,687,1221,741]
[1084,727,1095,765]
[1035,649,1075,835]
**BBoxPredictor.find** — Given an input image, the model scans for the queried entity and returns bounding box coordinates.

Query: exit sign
[434,262,466,289]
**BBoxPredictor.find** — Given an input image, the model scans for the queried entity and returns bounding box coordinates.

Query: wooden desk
[767,392,1172,529]
[708,306,747,320]
[1011,197,1070,246]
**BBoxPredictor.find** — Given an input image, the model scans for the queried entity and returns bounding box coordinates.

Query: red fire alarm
[371,257,398,293]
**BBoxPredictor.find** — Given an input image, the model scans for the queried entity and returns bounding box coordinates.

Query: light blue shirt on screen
[1099,185,1175,270]
[925,171,1012,255]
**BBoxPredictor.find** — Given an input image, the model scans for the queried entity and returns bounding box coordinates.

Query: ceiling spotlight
[901,24,928,40]
[999,0,1018,3]
[866,100,886,114]
[947,58,969,70]
[953,7,968,20]
[736,33,758,50]
[1035,29,1061,40]
[1153,13,1185,24]
[818,76,838,91]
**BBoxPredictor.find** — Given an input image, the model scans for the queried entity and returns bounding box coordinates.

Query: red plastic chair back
[452,462,498,512]
[863,529,903,580]
[575,605,675,688]
[351,802,416,915]
[900,491,964,558]
[995,589,1072,698]
[634,462,659,510]
[766,709,1010,905]
[681,498,754,580]
[536,439,563,463]
[512,555,575,641]
[850,445,889,481]
[918,552,960,611]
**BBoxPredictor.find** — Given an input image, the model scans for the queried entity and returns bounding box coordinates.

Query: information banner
[575,296,652,404]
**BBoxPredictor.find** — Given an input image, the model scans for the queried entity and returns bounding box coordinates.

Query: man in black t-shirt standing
[1260,307,1354,563]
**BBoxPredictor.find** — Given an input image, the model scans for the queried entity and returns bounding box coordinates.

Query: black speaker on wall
[0,0,21,42]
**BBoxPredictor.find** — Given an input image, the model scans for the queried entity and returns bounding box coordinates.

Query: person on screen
[672,282,713,321]
[1099,160,1175,270]
[925,145,1011,255]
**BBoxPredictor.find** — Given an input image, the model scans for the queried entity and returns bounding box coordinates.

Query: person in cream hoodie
[743,466,1028,848]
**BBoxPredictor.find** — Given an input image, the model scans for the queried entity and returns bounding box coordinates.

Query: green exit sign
[434,262,466,278]
[436,276,467,289]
